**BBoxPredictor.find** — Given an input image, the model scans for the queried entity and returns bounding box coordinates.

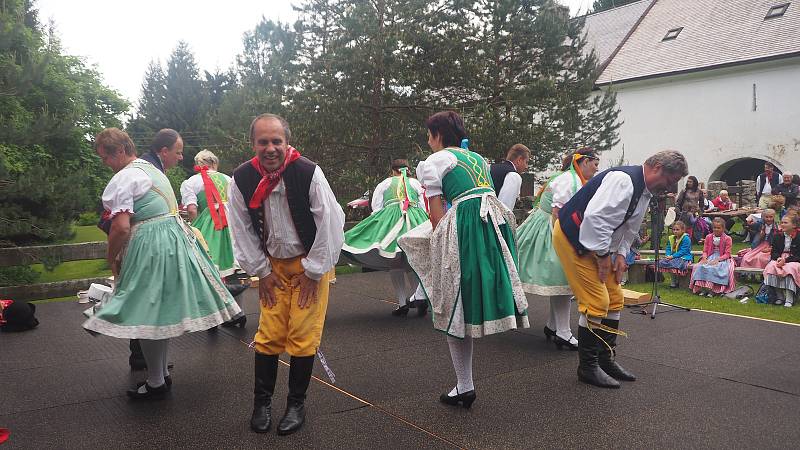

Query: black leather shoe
[391,304,410,317]
[126,382,168,400]
[222,315,247,328]
[415,299,428,317]
[277,399,306,435]
[577,326,620,389]
[250,399,273,433]
[543,326,556,340]
[553,335,578,351]
[598,318,636,382]
[439,389,476,409]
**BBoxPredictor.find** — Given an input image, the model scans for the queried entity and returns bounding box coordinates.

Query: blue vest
[558,165,647,254]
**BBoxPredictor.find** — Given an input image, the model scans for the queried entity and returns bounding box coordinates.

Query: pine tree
[0,0,127,247]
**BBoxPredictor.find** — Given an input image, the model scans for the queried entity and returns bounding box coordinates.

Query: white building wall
[599,57,800,183]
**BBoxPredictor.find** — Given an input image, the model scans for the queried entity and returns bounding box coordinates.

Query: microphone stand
[632,195,691,318]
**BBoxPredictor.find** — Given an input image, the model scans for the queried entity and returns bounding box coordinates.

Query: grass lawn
[67,225,106,244]
[625,282,800,325]
[32,259,111,283]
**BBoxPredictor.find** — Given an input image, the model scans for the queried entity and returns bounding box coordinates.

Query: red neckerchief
[194,166,228,230]
[248,146,301,209]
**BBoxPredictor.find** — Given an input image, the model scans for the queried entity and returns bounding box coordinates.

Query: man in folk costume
[490,143,530,210]
[553,150,688,388]
[228,114,345,435]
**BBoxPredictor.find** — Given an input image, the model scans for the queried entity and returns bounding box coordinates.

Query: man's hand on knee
[292,273,320,309]
[597,254,611,282]
[259,273,284,308]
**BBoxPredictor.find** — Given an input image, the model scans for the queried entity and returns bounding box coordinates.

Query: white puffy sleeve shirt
[370,177,394,212]
[549,171,580,209]
[417,151,458,198]
[102,162,153,218]
[227,166,345,281]
[497,172,522,210]
[579,170,652,257]
[181,172,232,207]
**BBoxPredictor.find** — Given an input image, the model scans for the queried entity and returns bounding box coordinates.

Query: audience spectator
[756,162,781,209]
[658,220,693,288]
[737,209,777,272]
[763,213,800,307]
[690,218,735,297]
[675,176,704,242]
[774,172,799,208]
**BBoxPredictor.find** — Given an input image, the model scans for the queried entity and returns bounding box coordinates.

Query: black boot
[129,339,147,371]
[415,299,429,317]
[577,326,620,389]
[250,353,278,433]
[278,355,314,436]
[597,319,636,382]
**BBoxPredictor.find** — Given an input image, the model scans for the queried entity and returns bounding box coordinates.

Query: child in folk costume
[658,220,693,288]
[763,213,800,307]
[690,218,735,296]
[180,150,237,277]
[516,148,600,350]
[398,111,528,408]
[737,209,777,270]
[341,159,429,316]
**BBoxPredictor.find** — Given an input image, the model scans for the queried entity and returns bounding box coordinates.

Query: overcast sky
[36,0,595,106]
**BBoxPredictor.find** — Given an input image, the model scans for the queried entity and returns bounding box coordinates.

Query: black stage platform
[2,271,799,449]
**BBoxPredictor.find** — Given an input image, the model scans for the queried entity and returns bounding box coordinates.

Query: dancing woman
[341,159,429,316]
[516,148,599,350]
[399,111,529,408]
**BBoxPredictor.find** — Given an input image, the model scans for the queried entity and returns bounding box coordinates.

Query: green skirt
[192,207,236,277]
[399,193,528,338]
[516,208,572,296]
[341,203,428,270]
[83,215,241,339]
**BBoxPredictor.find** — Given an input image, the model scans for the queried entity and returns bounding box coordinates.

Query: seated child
[738,209,776,270]
[763,213,800,307]
[690,218,735,296]
[658,220,693,288]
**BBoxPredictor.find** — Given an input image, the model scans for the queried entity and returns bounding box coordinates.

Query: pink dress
[739,223,776,269]
[763,236,800,294]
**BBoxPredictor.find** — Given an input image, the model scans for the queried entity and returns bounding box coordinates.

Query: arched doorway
[710,157,782,184]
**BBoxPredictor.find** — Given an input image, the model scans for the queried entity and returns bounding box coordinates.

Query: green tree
[591,0,642,14]
[0,0,127,246]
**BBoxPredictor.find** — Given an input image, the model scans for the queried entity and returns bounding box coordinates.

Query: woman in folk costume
[180,150,236,277]
[341,158,429,316]
[84,128,241,399]
[516,148,600,350]
[738,209,778,270]
[763,213,800,307]
[398,111,529,409]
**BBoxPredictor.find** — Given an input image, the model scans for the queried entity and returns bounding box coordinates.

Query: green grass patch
[625,282,800,325]
[335,265,362,276]
[32,259,110,283]
[66,225,106,244]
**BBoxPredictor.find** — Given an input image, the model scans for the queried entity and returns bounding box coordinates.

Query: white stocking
[550,295,573,341]
[139,339,168,389]
[389,269,409,306]
[446,335,474,396]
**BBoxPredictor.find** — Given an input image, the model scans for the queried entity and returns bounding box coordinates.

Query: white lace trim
[83,303,241,339]
[521,283,573,296]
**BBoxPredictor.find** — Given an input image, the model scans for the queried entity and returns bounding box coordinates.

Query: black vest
[233,157,318,254]
[558,165,647,254]
[490,160,516,194]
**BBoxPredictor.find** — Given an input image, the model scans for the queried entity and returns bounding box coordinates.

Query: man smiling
[228,113,344,436]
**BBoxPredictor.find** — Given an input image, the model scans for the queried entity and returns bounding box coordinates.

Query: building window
[662,27,683,41]
[765,3,790,19]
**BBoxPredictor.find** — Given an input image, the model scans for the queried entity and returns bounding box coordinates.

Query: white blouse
[180,171,232,207]
[417,151,459,198]
[550,171,581,209]
[227,166,345,281]
[370,176,425,212]
[784,234,792,252]
[101,160,154,218]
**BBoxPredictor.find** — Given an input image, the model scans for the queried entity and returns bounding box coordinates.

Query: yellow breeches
[552,220,624,318]
[254,255,330,357]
